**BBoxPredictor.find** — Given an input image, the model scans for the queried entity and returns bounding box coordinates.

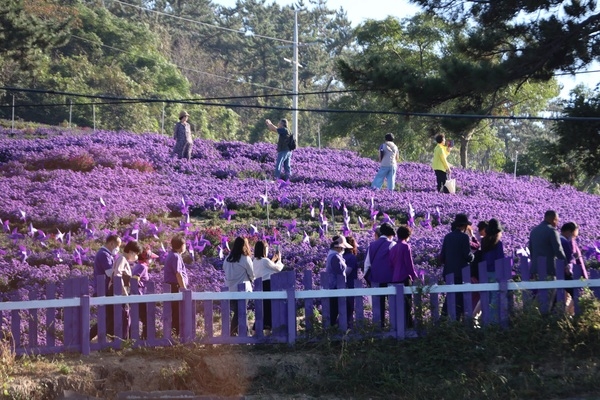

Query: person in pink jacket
[389,225,417,328]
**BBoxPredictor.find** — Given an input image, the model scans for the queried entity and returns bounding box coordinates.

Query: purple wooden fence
[1,257,599,355]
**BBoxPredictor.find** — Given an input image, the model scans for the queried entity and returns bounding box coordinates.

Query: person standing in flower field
[265,118,293,180]
[371,133,399,191]
[173,110,193,160]
[431,133,452,193]
[529,210,566,279]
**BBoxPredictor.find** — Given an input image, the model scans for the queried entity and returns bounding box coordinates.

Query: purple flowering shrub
[1,126,600,305]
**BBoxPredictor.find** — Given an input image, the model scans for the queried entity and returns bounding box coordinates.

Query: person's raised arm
[265,119,278,133]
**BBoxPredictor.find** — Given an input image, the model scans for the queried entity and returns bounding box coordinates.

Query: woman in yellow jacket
[432,134,452,193]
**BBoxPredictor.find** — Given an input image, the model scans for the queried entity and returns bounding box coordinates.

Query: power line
[112,0,294,44]
[4,85,600,122]
[70,34,292,94]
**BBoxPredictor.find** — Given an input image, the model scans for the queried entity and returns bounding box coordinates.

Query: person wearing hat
[364,222,397,327]
[481,218,505,322]
[325,235,354,326]
[173,110,193,160]
[371,133,400,191]
[439,213,475,319]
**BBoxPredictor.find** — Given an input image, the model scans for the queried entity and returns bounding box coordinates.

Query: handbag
[444,177,456,194]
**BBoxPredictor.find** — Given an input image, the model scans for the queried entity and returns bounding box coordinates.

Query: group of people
[89,208,587,340]
[172,112,296,183]
[370,132,454,193]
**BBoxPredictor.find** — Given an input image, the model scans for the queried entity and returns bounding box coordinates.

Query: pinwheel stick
[330,204,335,231]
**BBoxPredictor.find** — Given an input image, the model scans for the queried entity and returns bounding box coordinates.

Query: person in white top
[253,240,284,331]
[371,133,400,191]
[111,240,143,296]
[223,236,254,336]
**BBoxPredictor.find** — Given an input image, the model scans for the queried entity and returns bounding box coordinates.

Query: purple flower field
[1,126,600,301]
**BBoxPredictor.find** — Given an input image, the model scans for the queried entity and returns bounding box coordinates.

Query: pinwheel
[220,236,230,252]
[342,224,352,237]
[55,229,65,243]
[407,202,415,228]
[209,195,225,210]
[259,193,269,207]
[99,197,106,211]
[381,212,395,226]
[249,224,259,236]
[302,231,310,244]
[81,216,89,229]
[10,228,24,242]
[358,216,365,229]
[180,196,194,215]
[318,226,325,239]
[277,194,291,206]
[18,209,26,222]
[420,212,432,230]
[179,214,192,233]
[319,197,325,214]
[277,179,291,191]
[370,196,375,210]
[18,245,27,262]
[297,194,303,208]
[2,220,9,233]
[434,206,441,224]
[147,223,160,239]
[370,208,379,222]
[193,235,211,252]
[283,219,298,233]
[28,223,38,237]
[53,249,63,263]
[310,205,315,218]
[332,197,342,210]
[221,208,236,221]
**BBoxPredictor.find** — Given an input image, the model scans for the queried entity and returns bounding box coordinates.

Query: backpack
[287,134,297,151]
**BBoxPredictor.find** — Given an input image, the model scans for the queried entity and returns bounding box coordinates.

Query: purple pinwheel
[370,208,379,222]
[420,212,432,230]
[318,226,325,239]
[221,208,236,221]
[370,196,375,210]
[249,224,259,236]
[283,219,298,233]
[209,195,225,210]
[180,196,194,215]
[55,229,65,243]
[18,209,26,222]
[186,241,195,259]
[220,236,230,252]
[277,179,291,191]
[319,212,328,226]
[84,226,95,239]
[53,249,63,263]
[342,225,352,237]
[381,212,395,226]
[158,242,168,263]
[82,216,89,229]
[319,197,325,214]
[278,195,291,206]
[18,245,27,262]
[3,220,10,233]
[130,224,140,240]
[515,247,530,258]
[407,202,415,228]
[179,214,192,233]
[194,235,211,252]
[331,197,342,210]
[259,193,269,207]
[10,228,24,243]
[99,197,106,212]
[72,248,83,265]
[343,204,349,219]
[28,223,38,237]
[434,206,441,224]
[358,216,365,229]
[297,194,303,208]
[148,223,160,239]
[302,231,310,244]
[310,205,315,218]
[217,245,225,259]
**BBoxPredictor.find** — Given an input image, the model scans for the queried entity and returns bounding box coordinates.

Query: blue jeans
[274,151,292,180]
[371,165,397,190]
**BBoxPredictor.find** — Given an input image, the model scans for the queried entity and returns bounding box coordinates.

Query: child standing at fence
[164,236,189,337]
[131,246,156,340]
[390,225,417,328]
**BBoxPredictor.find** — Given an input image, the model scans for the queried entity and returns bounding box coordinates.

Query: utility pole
[292,10,299,145]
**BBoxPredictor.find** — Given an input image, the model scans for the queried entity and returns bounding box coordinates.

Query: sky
[214,0,599,99]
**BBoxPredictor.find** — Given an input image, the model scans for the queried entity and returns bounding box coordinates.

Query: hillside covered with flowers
[1,127,600,300]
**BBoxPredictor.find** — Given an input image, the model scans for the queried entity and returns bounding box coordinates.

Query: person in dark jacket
[439,213,475,319]
[529,210,566,278]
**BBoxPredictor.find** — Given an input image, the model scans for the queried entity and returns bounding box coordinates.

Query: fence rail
[1,256,599,355]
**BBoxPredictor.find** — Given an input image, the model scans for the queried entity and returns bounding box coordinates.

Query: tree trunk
[459,137,469,168]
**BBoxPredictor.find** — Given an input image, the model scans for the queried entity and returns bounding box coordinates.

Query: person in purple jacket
[363,222,396,328]
[90,234,121,341]
[325,236,353,327]
[390,225,417,328]
[164,236,189,337]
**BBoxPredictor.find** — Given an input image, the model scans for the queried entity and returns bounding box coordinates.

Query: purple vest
[369,237,394,284]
